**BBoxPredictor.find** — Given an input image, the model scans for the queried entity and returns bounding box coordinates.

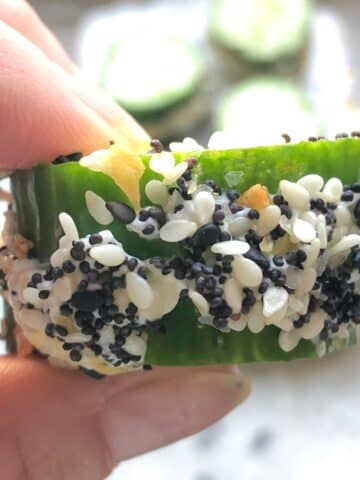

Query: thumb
[0,20,148,170]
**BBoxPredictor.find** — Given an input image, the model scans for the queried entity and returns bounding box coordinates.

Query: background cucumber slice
[217,77,320,147]
[101,36,204,118]
[209,0,312,62]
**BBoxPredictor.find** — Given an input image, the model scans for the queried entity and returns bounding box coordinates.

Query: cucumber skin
[10,139,360,364]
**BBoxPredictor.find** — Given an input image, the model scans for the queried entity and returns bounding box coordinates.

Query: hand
[0,2,250,479]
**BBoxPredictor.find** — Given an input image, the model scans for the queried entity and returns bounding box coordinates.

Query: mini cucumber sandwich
[99,36,206,140]
[209,0,312,63]
[2,132,360,378]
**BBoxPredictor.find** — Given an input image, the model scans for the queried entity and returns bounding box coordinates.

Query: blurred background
[5,0,360,478]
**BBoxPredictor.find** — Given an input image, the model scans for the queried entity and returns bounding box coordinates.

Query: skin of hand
[0,2,251,479]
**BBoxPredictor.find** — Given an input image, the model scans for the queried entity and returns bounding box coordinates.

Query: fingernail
[70,70,150,151]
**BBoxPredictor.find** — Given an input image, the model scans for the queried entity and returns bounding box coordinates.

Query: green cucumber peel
[10,138,360,364]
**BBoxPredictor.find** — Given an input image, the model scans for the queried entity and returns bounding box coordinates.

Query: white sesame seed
[23,287,41,305]
[211,240,249,256]
[297,174,324,196]
[149,152,175,177]
[50,248,69,267]
[53,277,72,302]
[297,268,317,294]
[293,218,316,243]
[316,342,327,357]
[301,211,317,226]
[163,162,188,185]
[264,302,288,325]
[300,310,326,340]
[159,220,197,242]
[284,266,302,290]
[58,212,79,241]
[17,309,46,330]
[89,244,125,266]
[304,238,321,268]
[257,205,281,236]
[224,278,243,313]
[228,216,251,236]
[232,256,263,287]
[316,214,327,249]
[288,294,309,315]
[58,235,72,249]
[188,290,209,315]
[246,302,265,333]
[85,191,113,225]
[329,234,360,257]
[145,180,169,205]
[322,177,343,202]
[124,333,147,357]
[335,205,351,226]
[263,287,288,318]
[194,191,215,225]
[126,272,154,309]
[279,180,310,211]
[279,330,301,352]
[228,316,247,332]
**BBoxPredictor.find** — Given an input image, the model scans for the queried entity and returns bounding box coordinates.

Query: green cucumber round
[217,78,320,146]
[209,0,312,63]
[100,36,204,118]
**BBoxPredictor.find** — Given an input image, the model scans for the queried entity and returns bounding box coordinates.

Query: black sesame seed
[79,261,90,274]
[106,201,136,224]
[71,291,104,312]
[270,225,286,240]
[62,260,76,274]
[94,261,104,270]
[70,247,86,261]
[273,195,285,206]
[174,204,184,213]
[31,272,42,284]
[247,209,260,220]
[143,364,153,371]
[282,133,291,143]
[335,132,349,139]
[258,281,269,294]
[280,204,292,219]
[89,234,103,245]
[143,224,155,235]
[192,224,221,249]
[214,318,228,329]
[150,138,163,153]
[45,323,55,337]
[69,349,82,362]
[60,304,73,316]
[88,269,99,283]
[213,209,225,224]
[137,266,147,279]
[55,325,68,336]
[272,255,284,267]
[341,191,354,202]
[38,289,50,299]
[139,209,150,221]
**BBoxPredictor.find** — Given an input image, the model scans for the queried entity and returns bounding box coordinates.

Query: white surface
[111,345,360,479]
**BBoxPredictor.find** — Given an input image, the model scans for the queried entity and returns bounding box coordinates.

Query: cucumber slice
[209,0,312,62]
[10,138,360,366]
[217,78,320,147]
[101,36,204,117]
